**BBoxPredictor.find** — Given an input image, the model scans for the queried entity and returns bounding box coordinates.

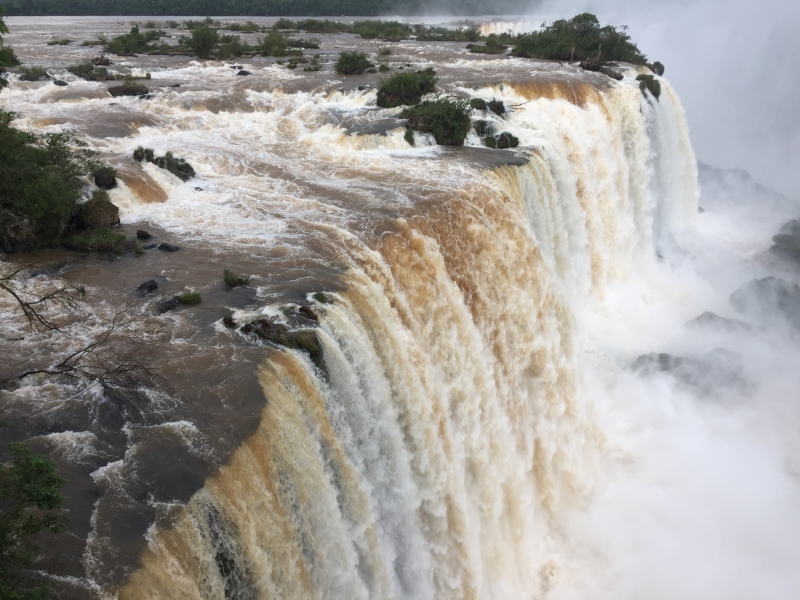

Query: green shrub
[404,127,415,146]
[178,291,202,305]
[133,147,195,181]
[273,18,296,30]
[295,19,351,34]
[313,292,330,304]
[0,7,19,72]
[484,131,519,149]
[0,109,104,245]
[47,37,72,45]
[352,20,411,41]
[651,61,665,76]
[0,443,66,600]
[190,24,218,58]
[223,268,249,287]
[223,21,260,33]
[469,34,505,54]
[376,67,437,108]
[413,24,481,42]
[134,243,144,256]
[104,26,163,55]
[335,51,372,75]
[377,46,392,56]
[217,34,250,58]
[637,74,661,99]
[400,96,472,146]
[65,227,125,253]
[512,13,647,64]
[165,20,180,29]
[17,66,47,81]
[286,38,319,49]
[260,30,288,56]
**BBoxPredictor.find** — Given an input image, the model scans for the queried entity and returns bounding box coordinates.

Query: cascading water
[8,17,798,600]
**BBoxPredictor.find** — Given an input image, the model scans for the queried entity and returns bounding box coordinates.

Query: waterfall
[113,77,698,599]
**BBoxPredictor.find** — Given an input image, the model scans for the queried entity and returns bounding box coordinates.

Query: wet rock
[366,68,378,73]
[157,296,180,313]
[79,192,120,229]
[52,79,68,86]
[240,323,254,334]
[170,83,181,87]
[236,70,251,76]
[92,55,111,66]
[242,319,324,367]
[136,229,152,240]
[470,98,487,110]
[137,279,158,295]
[158,242,180,252]
[631,348,748,395]
[93,168,117,190]
[579,57,605,72]
[685,311,753,332]
[142,244,157,250]
[109,82,150,98]
[298,305,318,321]
[484,131,519,150]
[465,43,475,49]
[769,219,800,262]
[194,187,203,192]
[222,316,236,329]
[730,276,800,329]
[230,65,243,70]
[487,100,505,116]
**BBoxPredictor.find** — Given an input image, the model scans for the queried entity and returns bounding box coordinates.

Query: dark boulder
[142,244,157,250]
[137,280,158,295]
[730,276,800,330]
[93,167,117,190]
[109,82,149,97]
[236,70,251,76]
[486,100,505,116]
[230,65,243,70]
[222,316,236,329]
[469,98,487,111]
[299,305,319,321]
[53,79,68,87]
[485,131,519,150]
[158,243,180,252]
[242,319,324,367]
[79,191,120,229]
[157,296,180,313]
[366,68,378,73]
[92,55,111,66]
[631,348,748,396]
[136,229,152,240]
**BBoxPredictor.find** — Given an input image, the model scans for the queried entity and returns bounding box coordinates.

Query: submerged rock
[236,70,251,76]
[157,296,180,313]
[136,229,152,240]
[730,276,800,330]
[222,316,236,329]
[158,242,180,252]
[52,79,68,86]
[137,280,158,295]
[631,348,748,395]
[298,305,318,321]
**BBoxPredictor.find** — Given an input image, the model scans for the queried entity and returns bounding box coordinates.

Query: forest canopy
[0,0,529,16]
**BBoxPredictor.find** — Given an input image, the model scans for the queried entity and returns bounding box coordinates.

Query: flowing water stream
[1,16,799,600]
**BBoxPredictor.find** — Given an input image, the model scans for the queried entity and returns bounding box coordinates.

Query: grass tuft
[178,292,202,305]
[376,67,437,108]
[400,96,472,146]
[335,51,372,75]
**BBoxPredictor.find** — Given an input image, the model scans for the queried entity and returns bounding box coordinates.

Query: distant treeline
[1,0,529,16]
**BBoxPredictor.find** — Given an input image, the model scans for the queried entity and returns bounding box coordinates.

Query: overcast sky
[520,0,800,198]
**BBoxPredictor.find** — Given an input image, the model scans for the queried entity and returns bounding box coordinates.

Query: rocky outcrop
[77,190,120,229]
[93,167,117,190]
[769,219,800,262]
[137,280,158,295]
[158,243,180,252]
[685,311,753,332]
[240,318,324,367]
[631,348,748,396]
[730,276,800,330]
[136,230,152,240]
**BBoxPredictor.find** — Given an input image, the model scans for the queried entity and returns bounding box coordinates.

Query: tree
[0,442,66,600]
[190,24,218,59]
[0,6,20,77]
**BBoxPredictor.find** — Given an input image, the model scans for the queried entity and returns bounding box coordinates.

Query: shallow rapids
[1,16,799,600]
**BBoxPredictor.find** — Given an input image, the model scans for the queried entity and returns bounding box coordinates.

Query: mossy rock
[636,74,661,100]
[78,189,120,229]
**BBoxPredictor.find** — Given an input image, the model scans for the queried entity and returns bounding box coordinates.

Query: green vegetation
[0,443,66,600]
[259,30,288,56]
[103,25,164,55]
[512,13,648,64]
[295,19,351,33]
[376,67,437,108]
[0,109,106,247]
[352,20,411,41]
[189,24,218,58]
[223,268,249,287]
[313,292,330,304]
[67,61,122,81]
[178,291,202,305]
[412,24,481,42]
[335,51,372,75]
[286,37,319,49]
[484,131,519,149]
[217,34,249,58]
[65,226,125,253]
[133,146,195,181]
[469,34,505,54]
[46,37,72,45]
[399,96,472,146]
[0,6,19,78]
[651,61,665,76]
[404,127,414,146]
[17,66,48,82]
[637,73,661,100]
[221,21,261,33]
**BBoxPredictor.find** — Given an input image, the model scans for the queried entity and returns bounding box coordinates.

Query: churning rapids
[2,15,800,600]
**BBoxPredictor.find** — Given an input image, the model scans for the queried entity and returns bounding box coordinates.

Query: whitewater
[1,16,799,600]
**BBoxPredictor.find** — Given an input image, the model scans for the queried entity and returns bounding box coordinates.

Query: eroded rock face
[730,276,800,330]
[685,311,753,333]
[631,348,748,396]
